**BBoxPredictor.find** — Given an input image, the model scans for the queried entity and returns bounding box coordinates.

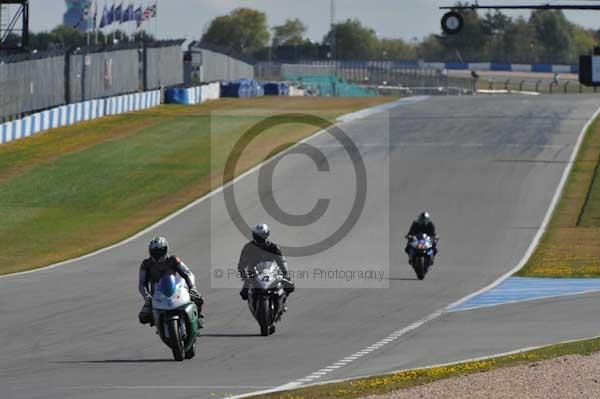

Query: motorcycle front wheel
[167,319,185,361]
[414,257,426,280]
[258,298,270,336]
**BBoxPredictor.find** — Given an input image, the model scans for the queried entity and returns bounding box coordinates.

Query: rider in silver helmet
[138,237,204,328]
[238,224,294,301]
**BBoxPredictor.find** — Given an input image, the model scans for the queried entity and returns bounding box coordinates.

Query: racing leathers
[138,256,204,325]
[238,240,295,301]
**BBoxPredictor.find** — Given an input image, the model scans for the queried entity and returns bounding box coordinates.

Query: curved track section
[1,96,599,399]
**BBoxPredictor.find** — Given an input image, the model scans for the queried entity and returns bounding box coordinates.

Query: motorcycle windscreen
[255,261,278,277]
[157,274,178,297]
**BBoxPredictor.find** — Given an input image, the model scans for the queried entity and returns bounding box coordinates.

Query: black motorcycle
[406,234,436,280]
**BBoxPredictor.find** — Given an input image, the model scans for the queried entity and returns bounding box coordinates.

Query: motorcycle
[407,234,436,280]
[246,261,289,336]
[152,274,199,361]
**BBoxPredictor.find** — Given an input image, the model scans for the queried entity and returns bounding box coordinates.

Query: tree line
[200,6,599,64]
[8,4,599,64]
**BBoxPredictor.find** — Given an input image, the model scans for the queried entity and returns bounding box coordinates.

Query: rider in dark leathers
[405,212,438,264]
[138,237,204,327]
[238,224,294,302]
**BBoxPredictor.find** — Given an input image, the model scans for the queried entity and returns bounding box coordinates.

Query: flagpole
[86,2,90,47]
[103,0,107,46]
[118,2,122,43]
[109,0,115,46]
[94,0,98,45]
[129,1,132,42]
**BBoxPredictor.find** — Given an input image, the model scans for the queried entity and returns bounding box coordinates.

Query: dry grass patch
[518,116,600,277]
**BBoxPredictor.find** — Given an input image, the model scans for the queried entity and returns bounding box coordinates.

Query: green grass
[245,336,600,399]
[0,97,393,274]
[517,113,600,277]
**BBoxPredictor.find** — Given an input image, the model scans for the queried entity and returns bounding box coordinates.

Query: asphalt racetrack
[2,95,600,399]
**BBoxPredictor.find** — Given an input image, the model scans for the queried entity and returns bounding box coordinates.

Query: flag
[143,6,152,21]
[134,5,143,27]
[114,3,123,23]
[99,5,109,28]
[122,3,133,22]
[148,3,157,18]
[107,4,115,25]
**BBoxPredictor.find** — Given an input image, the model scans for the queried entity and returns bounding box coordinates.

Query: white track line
[0,97,427,280]
[227,104,600,399]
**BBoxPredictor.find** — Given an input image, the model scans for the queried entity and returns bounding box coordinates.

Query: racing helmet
[417,212,431,226]
[149,236,168,261]
[252,224,270,243]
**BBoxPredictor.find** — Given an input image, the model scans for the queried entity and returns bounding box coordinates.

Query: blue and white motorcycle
[152,275,200,361]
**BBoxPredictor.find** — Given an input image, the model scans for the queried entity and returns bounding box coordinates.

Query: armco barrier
[0,90,160,145]
[288,60,579,74]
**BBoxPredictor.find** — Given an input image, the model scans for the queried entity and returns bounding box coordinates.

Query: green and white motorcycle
[152,274,199,361]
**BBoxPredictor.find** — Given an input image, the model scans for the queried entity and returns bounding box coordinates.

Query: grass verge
[0,96,393,274]
[247,336,600,399]
[517,111,600,277]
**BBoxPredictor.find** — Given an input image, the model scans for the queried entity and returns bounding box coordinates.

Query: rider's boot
[199,314,204,327]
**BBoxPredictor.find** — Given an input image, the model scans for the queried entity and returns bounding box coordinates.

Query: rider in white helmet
[238,224,294,301]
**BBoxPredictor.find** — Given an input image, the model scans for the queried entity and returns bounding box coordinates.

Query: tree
[272,18,307,47]
[201,8,270,55]
[500,17,537,63]
[324,19,379,60]
[530,10,574,63]
[48,25,86,48]
[379,38,416,61]
[481,11,512,61]
[571,25,597,58]
[417,34,445,61]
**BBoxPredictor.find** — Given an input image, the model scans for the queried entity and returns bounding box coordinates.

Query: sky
[24,0,600,42]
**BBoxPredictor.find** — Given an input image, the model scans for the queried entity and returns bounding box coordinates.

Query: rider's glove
[190,288,204,304]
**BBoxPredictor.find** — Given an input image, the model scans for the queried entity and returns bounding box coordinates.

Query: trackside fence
[0,40,185,122]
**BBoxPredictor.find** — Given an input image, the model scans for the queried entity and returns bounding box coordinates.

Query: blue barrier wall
[0,90,161,145]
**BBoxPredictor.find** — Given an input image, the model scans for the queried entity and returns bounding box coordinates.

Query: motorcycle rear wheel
[167,319,185,361]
